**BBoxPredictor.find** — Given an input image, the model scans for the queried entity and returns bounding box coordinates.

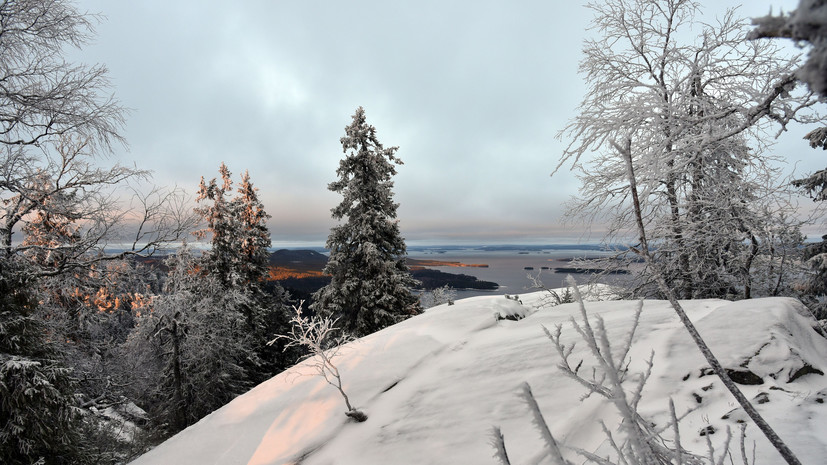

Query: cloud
[72,0,817,245]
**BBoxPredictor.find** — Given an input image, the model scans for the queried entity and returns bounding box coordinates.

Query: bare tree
[553,1,813,463]
[5,137,196,274]
[556,0,822,300]
[0,2,195,461]
[270,302,367,422]
[0,1,195,276]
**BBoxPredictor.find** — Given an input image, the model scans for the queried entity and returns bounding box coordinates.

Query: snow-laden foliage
[0,259,88,464]
[752,0,827,99]
[194,164,292,378]
[753,0,827,317]
[557,0,822,300]
[125,247,261,433]
[195,163,272,293]
[421,284,457,308]
[313,107,421,337]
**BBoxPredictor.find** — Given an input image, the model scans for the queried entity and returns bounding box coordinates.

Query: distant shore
[406,258,489,269]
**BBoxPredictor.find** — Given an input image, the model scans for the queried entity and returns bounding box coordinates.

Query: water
[408,246,615,300]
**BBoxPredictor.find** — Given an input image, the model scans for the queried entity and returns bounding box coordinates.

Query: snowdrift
[130,293,827,464]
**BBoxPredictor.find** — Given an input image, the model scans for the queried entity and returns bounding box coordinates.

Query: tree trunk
[618,140,802,465]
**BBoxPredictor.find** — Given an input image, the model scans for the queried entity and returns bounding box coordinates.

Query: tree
[752,0,827,99]
[0,2,193,272]
[753,1,827,316]
[0,258,90,464]
[126,246,259,434]
[422,284,457,308]
[193,164,291,379]
[0,1,193,461]
[620,146,803,465]
[556,0,822,299]
[195,164,271,290]
[313,107,421,338]
[555,2,821,461]
[270,302,367,422]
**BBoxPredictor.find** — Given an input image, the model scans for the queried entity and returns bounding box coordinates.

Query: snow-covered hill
[130,291,827,464]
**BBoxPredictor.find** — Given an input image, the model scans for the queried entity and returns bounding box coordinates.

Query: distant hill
[412,269,497,290]
[268,249,328,275]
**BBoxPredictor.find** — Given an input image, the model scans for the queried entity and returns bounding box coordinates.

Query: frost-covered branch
[621,142,803,465]
[269,301,367,422]
[556,0,818,301]
[496,277,719,464]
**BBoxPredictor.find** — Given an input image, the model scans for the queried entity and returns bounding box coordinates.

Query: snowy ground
[130,289,827,465]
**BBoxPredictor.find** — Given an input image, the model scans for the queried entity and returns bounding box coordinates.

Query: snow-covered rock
[129,293,827,465]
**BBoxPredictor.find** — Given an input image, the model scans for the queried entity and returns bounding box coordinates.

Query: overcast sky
[72,0,814,246]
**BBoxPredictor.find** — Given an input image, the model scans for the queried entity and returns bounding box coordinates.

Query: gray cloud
[73,0,814,245]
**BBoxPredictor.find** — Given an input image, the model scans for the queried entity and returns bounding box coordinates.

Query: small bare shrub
[269,302,367,422]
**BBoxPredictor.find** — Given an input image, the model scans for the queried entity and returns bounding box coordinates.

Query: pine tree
[313,107,421,337]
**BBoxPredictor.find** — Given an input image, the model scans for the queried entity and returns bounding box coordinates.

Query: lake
[407,246,618,300]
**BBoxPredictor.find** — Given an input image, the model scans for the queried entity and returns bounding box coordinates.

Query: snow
[129,291,827,465]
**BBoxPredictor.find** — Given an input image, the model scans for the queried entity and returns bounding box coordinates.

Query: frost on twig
[495,277,740,464]
[520,383,571,465]
[269,301,367,422]
[490,426,512,465]
[528,271,574,308]
[546,278,677,464]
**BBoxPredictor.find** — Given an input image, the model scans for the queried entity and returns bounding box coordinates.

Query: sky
[71,0,816,246]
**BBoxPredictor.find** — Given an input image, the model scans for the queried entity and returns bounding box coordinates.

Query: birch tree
[0,2,194,460]
[0,2,194,272]
[556,0,822,299]
[554,2,819,462]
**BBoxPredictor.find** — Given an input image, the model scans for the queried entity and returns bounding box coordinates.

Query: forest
[2,0,827,464]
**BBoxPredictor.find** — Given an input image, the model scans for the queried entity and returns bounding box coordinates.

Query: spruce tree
[313,107,421,337]
[194,164,291,380]
[195,164,279,327]
[0,258,89,464]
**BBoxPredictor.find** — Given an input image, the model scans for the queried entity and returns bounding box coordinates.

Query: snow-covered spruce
[312,107,421,338]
